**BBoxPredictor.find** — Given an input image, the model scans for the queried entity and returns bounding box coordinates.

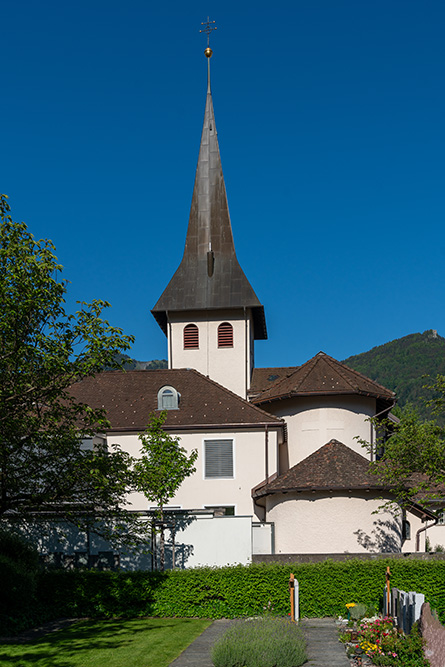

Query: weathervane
[200,17,217,58]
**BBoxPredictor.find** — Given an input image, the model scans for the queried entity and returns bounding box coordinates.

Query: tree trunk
[159,507,165,571]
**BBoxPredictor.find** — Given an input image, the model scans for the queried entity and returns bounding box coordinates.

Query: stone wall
[419,602,445,667]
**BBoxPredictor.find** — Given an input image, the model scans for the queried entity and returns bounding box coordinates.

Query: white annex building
[67,47,439,568]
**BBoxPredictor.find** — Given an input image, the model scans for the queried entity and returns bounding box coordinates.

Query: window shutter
[218,322,233,348]
[161,389,175,409]
[184,324,199,349]
[205,440,233,478]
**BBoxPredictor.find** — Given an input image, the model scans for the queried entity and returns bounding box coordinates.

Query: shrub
[0,530,42,634]
[0,529,41,570]
[211,617,307,667]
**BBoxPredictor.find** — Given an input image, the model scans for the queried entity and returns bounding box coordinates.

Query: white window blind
[204,440,233,478]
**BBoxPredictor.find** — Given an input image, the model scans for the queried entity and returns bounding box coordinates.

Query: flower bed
[339,615,429,667]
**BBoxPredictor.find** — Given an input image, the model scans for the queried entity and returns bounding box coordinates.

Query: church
[69,44,434,568]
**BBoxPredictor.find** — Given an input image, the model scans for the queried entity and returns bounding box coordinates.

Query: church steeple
[152,43,267,341]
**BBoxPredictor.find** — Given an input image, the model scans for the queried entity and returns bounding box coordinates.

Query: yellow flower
[345,603,356,609]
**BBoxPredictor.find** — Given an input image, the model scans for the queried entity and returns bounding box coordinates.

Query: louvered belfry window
[204,440,234,478]
[184,323,199,349]
[217,322,233,348]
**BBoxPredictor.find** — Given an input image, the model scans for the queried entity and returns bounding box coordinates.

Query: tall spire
[152,34,267,340]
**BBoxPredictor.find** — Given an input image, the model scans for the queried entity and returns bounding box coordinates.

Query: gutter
[107,421,284,434]
[253,390,395,406]
[416,515,439,552]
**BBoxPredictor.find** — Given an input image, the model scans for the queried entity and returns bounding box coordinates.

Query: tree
[0,194,138,545]
[134,412,198,570]
[364,375,445,508]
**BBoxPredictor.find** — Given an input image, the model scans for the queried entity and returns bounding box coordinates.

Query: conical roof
[152,65,266,339]
[252,352,395,405]
[252,440,391,497]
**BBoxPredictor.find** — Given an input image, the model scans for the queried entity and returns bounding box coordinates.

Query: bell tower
[152,24,266,398]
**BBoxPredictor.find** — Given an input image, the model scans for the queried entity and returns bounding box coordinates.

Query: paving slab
[300,618,351,667]
[168,619,233,667]
[169,616,350,667]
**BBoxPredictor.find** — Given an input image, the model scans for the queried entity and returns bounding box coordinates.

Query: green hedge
[36,559,445,624]
[0,531,43,634]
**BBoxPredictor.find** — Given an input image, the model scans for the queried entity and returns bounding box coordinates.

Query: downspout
[371,400,396,462]
[265,424,269,484]
[244,307,248,399]
[416,516,439,552]
[167,311,172,369]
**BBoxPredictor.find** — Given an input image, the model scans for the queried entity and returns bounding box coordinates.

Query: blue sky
[2,0,445,368]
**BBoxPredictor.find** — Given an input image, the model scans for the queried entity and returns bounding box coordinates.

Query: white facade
[167,308,254,398]
[263,491,425,554]
[266,395,376,469]
[109,426,280,520]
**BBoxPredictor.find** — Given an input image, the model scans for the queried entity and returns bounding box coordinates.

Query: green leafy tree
[0,194,138,544]
[134,412,198,570]
[363,375,445,508]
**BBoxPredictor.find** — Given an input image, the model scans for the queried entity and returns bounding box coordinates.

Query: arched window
[157,386,180,410]
[184,323,199,349]
[218,322,233,348]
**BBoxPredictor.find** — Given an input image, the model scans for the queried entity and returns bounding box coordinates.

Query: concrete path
[168,619,233,667]
[169,617,350,667]
[300,618,351,667]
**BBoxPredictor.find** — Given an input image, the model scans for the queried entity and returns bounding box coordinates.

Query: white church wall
[422,522,445,552]
[265,395,376,469]
[168,308,253,398]
[108,427,279,520]
[265,491,404,554]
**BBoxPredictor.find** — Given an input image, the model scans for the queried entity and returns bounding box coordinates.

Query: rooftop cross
[200,17,217,57]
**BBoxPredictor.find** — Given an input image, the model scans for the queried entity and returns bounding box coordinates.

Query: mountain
[343,330,445,420]
[108,354,168,371]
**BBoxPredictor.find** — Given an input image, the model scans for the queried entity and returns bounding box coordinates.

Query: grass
[211,617,307,667]
[0,617,211,667]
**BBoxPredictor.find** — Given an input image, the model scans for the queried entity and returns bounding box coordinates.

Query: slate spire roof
[251,352,395,406]
[152,55,266,340]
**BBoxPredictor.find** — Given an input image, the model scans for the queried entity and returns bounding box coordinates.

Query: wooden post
[289,573,295,622]
[385,566,391,615]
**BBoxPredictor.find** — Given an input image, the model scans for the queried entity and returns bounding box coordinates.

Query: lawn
[0,617,212,667]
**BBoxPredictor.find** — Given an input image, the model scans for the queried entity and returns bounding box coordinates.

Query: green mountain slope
[107,353,168,371]
[343,330,445,419]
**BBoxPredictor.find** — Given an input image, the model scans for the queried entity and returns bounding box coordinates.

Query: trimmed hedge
[37,559,445,624]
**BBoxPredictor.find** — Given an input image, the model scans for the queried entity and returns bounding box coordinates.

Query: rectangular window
[205,505,235,516]
[204,439,233,478]
[437,510,445,525]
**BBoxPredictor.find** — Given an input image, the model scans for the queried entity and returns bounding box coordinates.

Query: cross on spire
[200,17,217,47]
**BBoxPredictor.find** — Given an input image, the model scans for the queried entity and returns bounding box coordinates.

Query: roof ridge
[186,368,284,423]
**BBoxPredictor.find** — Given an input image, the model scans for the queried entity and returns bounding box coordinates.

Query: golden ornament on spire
[205,47,213,58]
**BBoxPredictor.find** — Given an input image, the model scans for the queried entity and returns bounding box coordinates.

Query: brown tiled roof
[68,369,283,432]
[252,352,395,405]
[253,440,391,498]
[249,367,299,396]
